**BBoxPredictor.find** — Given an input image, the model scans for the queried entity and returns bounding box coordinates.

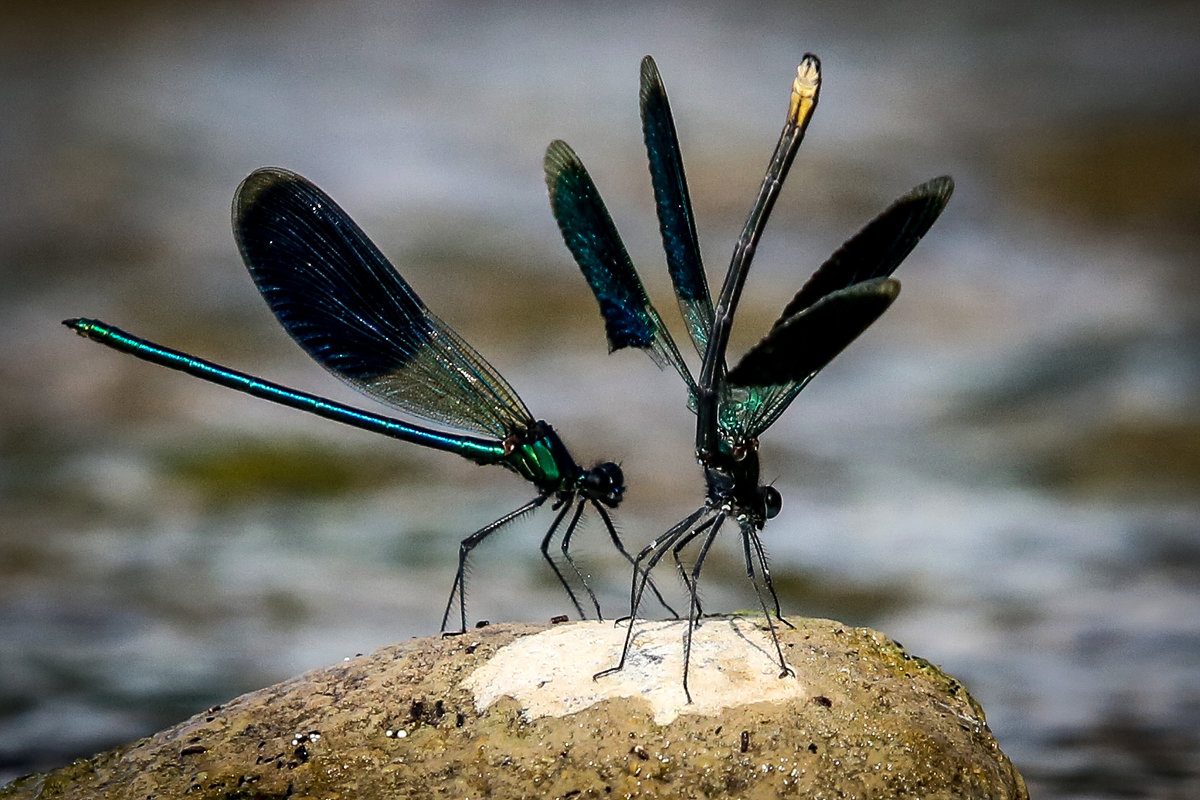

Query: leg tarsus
[442,495,548,633]
[595,507,708,685]
[680,513,725,706]
[741,523,792,680]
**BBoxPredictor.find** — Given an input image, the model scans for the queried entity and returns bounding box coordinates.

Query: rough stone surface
[1,616,1027,799]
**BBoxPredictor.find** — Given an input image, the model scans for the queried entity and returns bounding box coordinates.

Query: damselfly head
[583,461,625,507]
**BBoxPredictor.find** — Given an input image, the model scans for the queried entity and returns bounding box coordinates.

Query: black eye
[760,486,782,520]
[584,462,624,507]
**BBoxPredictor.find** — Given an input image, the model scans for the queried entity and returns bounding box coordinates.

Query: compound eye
[760,486,782,520]
[584,462,625,507]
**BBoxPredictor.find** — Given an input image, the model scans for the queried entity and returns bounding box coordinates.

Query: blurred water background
[2,2,1198,795]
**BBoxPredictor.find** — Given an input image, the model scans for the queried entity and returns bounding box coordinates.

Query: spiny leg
[741,523,795,678]
[602,518,696,671]
[595,507,707,681]
[680,512,725,704]
[442,494,549,634]
[617,505,707,624]
[740,520,794,629]
[670,515,722,619]
[592,502,679,619]
[614,515,700,647]
[627,507,710,624]
[547,498,601,619]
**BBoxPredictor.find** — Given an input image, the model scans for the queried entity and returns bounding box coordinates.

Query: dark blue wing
[234,167,533,438]
[640,55,713,357]
[544,140,694,391]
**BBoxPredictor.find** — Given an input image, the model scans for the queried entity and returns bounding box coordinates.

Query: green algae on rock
[1,617,1027,799]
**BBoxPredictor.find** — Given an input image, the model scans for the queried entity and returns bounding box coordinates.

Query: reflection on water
[3,2,1199,795]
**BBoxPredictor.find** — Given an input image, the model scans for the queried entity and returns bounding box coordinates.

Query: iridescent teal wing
[640,55,713,358]
[234,167,534,440]
[544,140,696,394]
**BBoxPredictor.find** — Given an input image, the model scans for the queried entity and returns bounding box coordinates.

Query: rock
[1,616,1027,799]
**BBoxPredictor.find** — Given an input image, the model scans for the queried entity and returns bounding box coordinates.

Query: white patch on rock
[461,617,807,725]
